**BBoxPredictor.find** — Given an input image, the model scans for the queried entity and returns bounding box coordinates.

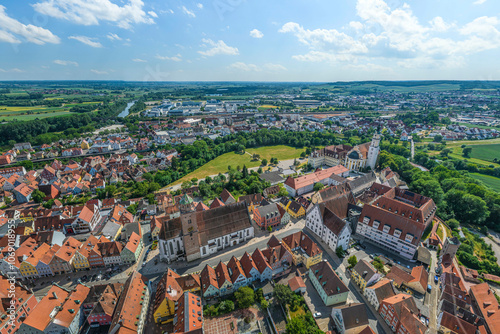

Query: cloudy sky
[0,0,500,81]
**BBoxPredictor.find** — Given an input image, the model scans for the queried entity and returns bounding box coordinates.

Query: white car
[313,312,322,318]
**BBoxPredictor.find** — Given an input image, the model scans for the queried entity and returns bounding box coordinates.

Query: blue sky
[0,0,500,81]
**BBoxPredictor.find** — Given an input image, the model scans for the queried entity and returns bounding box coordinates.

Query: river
[118,101,136,118]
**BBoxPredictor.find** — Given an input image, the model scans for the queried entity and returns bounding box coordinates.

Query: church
[309,134,381,171]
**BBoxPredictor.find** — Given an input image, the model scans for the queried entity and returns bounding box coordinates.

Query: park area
[169,145,306,187]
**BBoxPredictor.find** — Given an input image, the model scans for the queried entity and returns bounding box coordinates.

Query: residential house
[306,186,354,253]
[253,203,282,229]
[200,265,219,299]
[0,274,38,334]
[83,283,123,327]
[351,260,382,292]
[153,269,200,324]
[109,271,150,334]
[227,256,248,290]
[215,261,233,296]
[284,165,349,197]
[309,261,349,306]
[121,232,143,264]
[251,248,273,282]
[172,292,203,334]
[239,252,261,283]
[331,303,370,334]
[17,284,90,334]
[281,231,323,269]
[379,294,422,333]
[469,283,500,334]
[98,241,123,267]
[364,279,396,312]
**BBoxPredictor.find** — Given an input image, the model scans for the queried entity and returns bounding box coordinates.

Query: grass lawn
[289,306,306,319]
[246,145,305,161]
[436,224,444,241]
[470,173,500,192]
[168,152,261,187]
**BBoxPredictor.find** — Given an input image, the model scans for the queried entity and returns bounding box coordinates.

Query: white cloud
[228,62,261,71]
[160,9,174,14]
[250,29,264,38]
[198,39,239,56]
[0,68,24,73]
[69,35,103,48]
[91,69,108,74]
[156,54,182,61]
[32,0,156,30]
[279,21,368,56]
[132,58,147,62]
[197,3,203,9]
[228,62,287,72]
[0,5,60,45]
[54,59,79,66]
[107,33,121,41]
[182,6,196,18]
[279,0,500,70]
[430,17,453,32]
[148,11,158,18]
[264,63,287,71]
[473,0,487,5]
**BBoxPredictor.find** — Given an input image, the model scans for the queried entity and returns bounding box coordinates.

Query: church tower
[367,134,381,170]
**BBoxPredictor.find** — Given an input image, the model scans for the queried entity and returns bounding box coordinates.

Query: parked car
[427,284,432,292]
[434,275,439,283]
[313,312,322,318]
[354,245,360,251]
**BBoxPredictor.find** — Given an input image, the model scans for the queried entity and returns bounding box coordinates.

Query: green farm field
[470,173,500,192]
[468,144,500,163]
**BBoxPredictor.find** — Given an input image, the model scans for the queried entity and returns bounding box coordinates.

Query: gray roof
[257,203,280,219]
[121,222,141,241]
[259,171,285,184]
[348,171,377,196]
[352,259,378,282]
[101,221,122,240]
[417,246,431,265]
[335,303,369,331]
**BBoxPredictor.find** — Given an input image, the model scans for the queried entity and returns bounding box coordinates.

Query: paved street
[302,228,392,334]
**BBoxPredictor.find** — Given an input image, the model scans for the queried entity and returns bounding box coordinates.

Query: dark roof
[158,217,183,240]
[186,202,253,245]
[259,171,285,184]
[309,261,349,296]
[335,303,369,331]
[288,200,303,214]
[348,171,376,195]
[352,260,378,282]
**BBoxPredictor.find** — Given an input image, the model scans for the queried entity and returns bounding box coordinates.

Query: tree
[19,160,33,171]
[336,246,345,258]
[252,153,260,161]
[434,135,443,143]
[313,182,324,191]
[260,300,269,310]
[261,159,268,166]
[235,286,255,309]
[32,190,45,203]
[278,184,289,197]
[324,120,333,126]
[274,284,295,306]
[286,314,322,334]
[347,255,358,268]
[257,167,263,174]
[181,181,191,189]
[300,152,306,158]
[242,165,249,178]
[267,226,272,232]
[463,147,472,158]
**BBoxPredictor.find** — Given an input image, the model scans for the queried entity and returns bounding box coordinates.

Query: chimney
[52,292,58,299]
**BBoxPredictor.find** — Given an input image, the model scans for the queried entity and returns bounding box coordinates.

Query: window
[372,220,380,228]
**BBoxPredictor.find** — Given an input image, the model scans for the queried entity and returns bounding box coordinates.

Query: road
[427,249,439,332]
[302,228,391,334]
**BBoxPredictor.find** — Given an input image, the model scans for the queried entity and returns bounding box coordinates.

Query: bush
[235,286,255,309]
